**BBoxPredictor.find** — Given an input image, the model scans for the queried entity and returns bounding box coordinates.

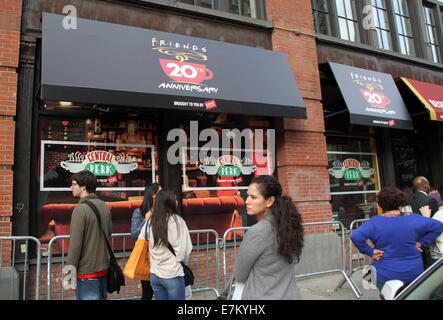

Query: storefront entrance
[34,104,276,247]
[33,13,307,246]
[392,140,432,191]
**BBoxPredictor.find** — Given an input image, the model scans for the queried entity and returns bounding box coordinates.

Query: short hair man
[410,176,439,216]
[410,176,439,269]
[66,170,112,300]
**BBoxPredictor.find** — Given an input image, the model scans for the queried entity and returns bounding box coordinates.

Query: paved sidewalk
[190,269,380,300]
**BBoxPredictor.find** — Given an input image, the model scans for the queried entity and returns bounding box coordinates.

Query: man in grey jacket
[66,170,112,300]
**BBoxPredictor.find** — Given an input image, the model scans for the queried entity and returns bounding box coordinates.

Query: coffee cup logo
[159,58,213,84]
[360,89,391,108]
[328,160,344,179]
[61,161,84,173]
[115,162,138,174]
[199,156,257,177]
[61,151,139,175]
[360,160,374,178]
[199,164,218,175]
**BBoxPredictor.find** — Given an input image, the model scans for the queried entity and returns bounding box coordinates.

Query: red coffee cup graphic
[360,89,391,108]
[159,58,213,84]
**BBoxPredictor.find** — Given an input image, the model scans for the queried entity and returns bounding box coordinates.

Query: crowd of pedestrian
[351,175,443,296]
[64,170,443,300]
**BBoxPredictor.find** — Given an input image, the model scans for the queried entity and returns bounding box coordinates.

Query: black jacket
[410,190,439,217]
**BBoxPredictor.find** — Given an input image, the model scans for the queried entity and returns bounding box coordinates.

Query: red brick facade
[0,0,21,239]
[5,0,331,298]
[267,0,331,222]
[3,1,331,234]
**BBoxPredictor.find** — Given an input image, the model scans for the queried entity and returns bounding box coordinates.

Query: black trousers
[141,280,154,300]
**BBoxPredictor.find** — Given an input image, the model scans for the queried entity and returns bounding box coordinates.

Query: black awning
[327,62,413,130]
[41,13,306,118]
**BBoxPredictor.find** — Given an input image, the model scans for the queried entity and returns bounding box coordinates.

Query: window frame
[312,0,333,36]
[176,0,267,20]
[312,0,443,64]
[423,4,442,62]
[421,1,443,63]
[368,0,393,51]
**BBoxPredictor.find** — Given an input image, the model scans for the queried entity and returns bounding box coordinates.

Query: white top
[139,215,192,279]
[431,206,443,260]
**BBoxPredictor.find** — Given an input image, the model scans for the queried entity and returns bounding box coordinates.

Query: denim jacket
[130,208,145,241]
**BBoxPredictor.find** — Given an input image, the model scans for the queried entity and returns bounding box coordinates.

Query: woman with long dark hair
[130,182,161,300]
[233,175,304,299]
[148,189,192,300]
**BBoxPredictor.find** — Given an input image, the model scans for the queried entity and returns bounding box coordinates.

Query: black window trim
[312,0,443,65]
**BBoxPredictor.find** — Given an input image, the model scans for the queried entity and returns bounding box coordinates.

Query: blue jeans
[75,275,108,300]
[150,273,185,300]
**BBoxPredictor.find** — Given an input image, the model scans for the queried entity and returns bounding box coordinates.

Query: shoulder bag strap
[83,200,116,261]
[144,218,150,241]
[167,242,175,256]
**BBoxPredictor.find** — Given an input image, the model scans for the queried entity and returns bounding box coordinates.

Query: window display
[177,114,275,239]
[327,137,380,228]
[36,116,158,251]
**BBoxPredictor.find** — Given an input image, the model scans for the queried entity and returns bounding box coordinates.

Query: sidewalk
[190,269,381,300]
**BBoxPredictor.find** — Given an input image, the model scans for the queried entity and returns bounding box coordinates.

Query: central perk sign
[61,151,138,176]
[199,155,257,181]
[329,158,375,181]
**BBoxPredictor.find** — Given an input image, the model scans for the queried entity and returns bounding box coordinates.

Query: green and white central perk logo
[328,158,374,180]
[199,155,257,176]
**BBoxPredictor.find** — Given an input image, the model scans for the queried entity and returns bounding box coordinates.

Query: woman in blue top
[351,186,443,291]
[130,183,161,300]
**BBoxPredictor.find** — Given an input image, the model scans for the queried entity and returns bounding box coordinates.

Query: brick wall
[267,0,331,222]
[0,0,21,253]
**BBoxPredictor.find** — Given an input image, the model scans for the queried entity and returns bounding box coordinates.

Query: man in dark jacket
[66,170,112,300]
[410,176,439,269]
[410,176,439,216]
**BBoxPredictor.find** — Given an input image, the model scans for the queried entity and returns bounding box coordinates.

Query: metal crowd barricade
[335,218,370,296]
[221,227,250,288]
[188,229,220,296]
[221,221,361,298]
[46,233,139,300]
[46,230,221,300]
[0,236,42,300]
[347,218,371,276]
[296,221,360,298]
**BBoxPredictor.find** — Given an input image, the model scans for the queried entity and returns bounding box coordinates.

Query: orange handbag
[123,238,150,281]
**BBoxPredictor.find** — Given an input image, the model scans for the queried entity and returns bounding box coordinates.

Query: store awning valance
[399,77,443,122]
[41,13,306,118]
[328,62,413,130]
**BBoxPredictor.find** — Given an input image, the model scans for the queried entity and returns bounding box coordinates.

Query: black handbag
[167,243,194,286]
[84,200,125,294]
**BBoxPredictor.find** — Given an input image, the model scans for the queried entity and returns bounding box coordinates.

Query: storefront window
[36,110,158,247]
[177,113,275,237]
[327,136,380,228]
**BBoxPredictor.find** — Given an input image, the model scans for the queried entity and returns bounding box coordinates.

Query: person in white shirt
[146,189,192,300]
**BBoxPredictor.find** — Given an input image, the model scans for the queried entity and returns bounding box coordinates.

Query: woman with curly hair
[351,186,443,291]
[233,175,304,300]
